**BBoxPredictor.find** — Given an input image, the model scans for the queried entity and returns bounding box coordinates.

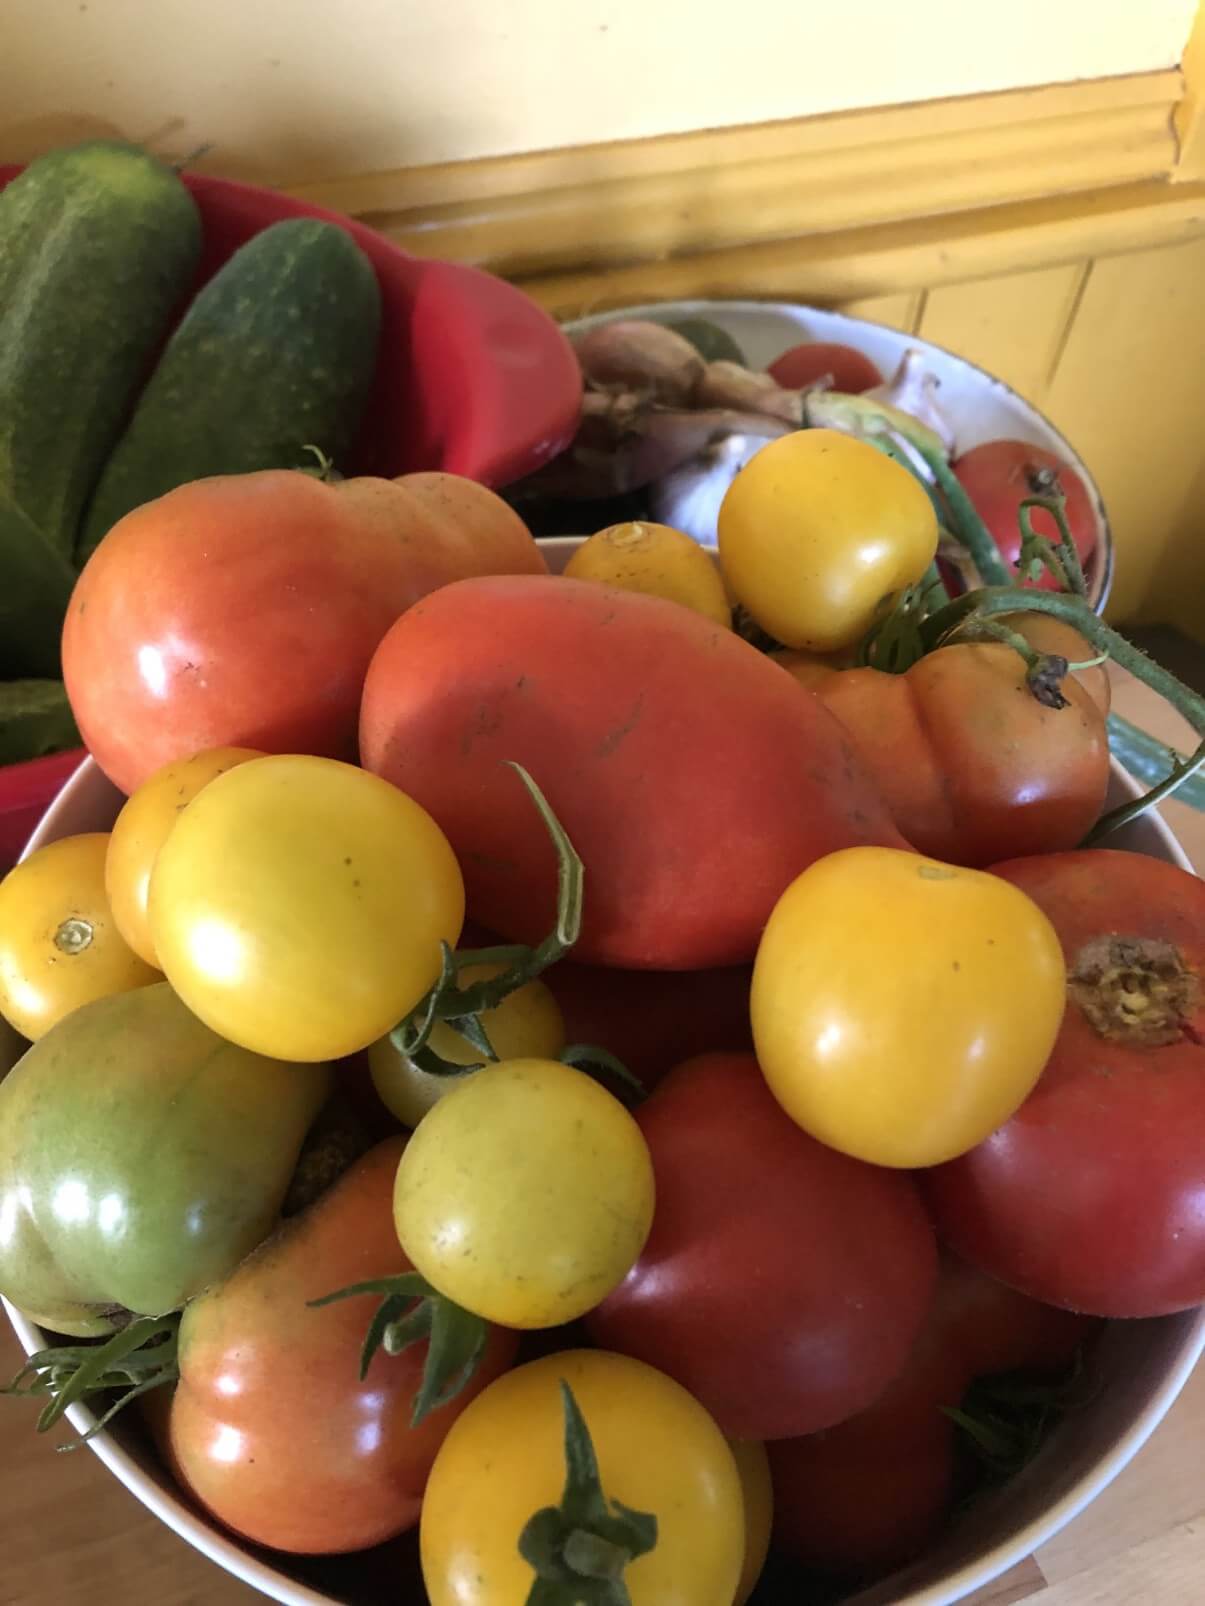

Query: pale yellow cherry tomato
[0,833,160,1039]
[106,746,263,967]
[718,429,939,652]
[148,754,465,1063]
[368,964,565,1127]
[564,521,732,628]
[751,846,1066,1168]
[393,1057,654,1328]
[731,1438,773,1606]
[420,1349,745,1606]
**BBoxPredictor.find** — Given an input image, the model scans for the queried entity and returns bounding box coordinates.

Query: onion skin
[515,401,791,500]
[573,319,705,406]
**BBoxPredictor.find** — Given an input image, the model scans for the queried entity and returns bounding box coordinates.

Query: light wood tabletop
[1,664,1203,1606]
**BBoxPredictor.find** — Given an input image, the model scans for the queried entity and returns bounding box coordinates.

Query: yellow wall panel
[835,292,925,334]
[1041,235,1205,630]
[916,264,1088,407]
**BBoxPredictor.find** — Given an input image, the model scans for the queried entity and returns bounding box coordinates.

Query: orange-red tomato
[169,1137,518,1554]
[780,640,1110,865]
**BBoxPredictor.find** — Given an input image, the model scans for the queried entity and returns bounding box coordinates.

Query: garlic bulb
[649,429,786,548]
[867,349,957,456]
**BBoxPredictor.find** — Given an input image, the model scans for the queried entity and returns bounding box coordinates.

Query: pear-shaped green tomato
[0,982,330,1325]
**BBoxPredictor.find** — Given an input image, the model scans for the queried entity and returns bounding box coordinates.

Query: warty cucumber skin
[79,218,383,557]
[0,141,202,558]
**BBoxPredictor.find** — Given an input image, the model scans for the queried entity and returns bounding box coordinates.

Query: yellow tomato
[368,964,565,1126]
[731,1438,773,1606]
[420,1349,745,1606]
[751,846,1066,1168]
[0,834,160,1039]
[564,521,732,628]
[106,746,262,967]
[718,429,938,652]
[393,1057,654,1328]
[148,754,465,1062]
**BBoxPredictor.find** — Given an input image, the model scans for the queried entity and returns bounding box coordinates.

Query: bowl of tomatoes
[2,459,1203,1606]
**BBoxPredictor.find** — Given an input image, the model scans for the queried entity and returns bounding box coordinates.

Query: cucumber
[1107,712,1205,812]
[0,486,74,679]
[0,141,202,557]
[663,318,748,366]
[0,679,79,766]
[80,218,383,557]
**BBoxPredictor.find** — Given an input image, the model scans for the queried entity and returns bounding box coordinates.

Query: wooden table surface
[2,665,1203,1606]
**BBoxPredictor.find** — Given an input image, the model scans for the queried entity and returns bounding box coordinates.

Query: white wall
[4,0,1198,181]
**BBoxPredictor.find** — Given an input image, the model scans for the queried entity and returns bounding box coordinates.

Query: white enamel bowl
[3,540,1201,1606]
[564,299,1114,614]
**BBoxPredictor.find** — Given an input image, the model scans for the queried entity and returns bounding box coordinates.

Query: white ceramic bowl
[3,540,1201,1605]
[564,299,1114,614]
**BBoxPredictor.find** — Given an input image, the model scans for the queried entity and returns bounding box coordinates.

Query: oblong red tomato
[359,575,906,968]
[924,849,1205,1317]
[785,641,1109,866]
[585,1051,937,1439]
[168,1137,518,1554]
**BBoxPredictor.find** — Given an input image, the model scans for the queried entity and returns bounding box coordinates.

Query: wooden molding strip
[515,177,1205,320]
[284,70,1182,279]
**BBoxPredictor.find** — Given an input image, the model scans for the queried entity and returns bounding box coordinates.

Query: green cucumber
[0,679,79,765]
[663,317,748,366]
[1107,712,1205,812]
[0,487,75,679]
[80,218,382,557]
[0,141,202,557]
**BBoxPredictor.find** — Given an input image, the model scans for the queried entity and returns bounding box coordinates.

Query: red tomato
[359,575,907,969]
[769,1355,957,1580]
[924,849,1205,1317]
[769,1251,1093,1579]
[952,441,1097,590]
[168,1137,518,1554]
[768,341,883,394]
[62,470,547,796]
[788,640,1110,865]
[585,1051,937,1439]
[544,960,753,1091]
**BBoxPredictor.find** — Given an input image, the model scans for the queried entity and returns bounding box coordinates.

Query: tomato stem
[519,1381,657,1606]
[389,764,584,1077]
[308,1272,489,1426]
[1,1315,179,1449]
[1018,492,1087,597]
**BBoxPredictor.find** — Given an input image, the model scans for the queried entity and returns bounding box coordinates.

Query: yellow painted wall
[2,0,1199,181]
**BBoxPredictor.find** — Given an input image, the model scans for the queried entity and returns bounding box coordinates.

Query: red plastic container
[0,163,582,868]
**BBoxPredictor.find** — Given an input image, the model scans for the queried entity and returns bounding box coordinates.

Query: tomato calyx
[308,1271,489,1427]
[519,1380,658,1606]
[390,763,584,1080]
[2,1314,179,1448]
[1069,935,1201,1047]
[947,1349,1097,1487]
